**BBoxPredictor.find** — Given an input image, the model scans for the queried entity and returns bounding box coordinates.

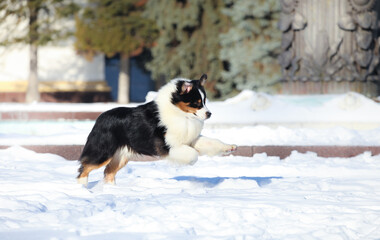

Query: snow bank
[1,91,380,146]
[0,146,379,239]
[208,91,380,125]
[1,91,380,127]
[2,121,380,146]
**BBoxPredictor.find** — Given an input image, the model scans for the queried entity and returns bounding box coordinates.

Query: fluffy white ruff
[154,79,204,164]
[155,79,204,147]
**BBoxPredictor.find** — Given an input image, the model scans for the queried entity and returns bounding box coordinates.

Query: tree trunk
[26,2,40,103]
[118,54,130,103]
[26,43,39,102]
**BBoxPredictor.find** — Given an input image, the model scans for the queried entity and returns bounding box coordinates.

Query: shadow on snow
[172,176,283,188]
[85,176,283,190]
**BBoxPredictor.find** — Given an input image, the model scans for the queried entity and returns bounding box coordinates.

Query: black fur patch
[79,101,169,166]
[171,80,206,110]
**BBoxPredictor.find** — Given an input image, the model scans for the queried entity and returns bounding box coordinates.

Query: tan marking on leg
[104,148,130,185]
[77,159,112,186]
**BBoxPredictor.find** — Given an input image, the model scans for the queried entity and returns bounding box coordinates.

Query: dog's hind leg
[77,158,112,186]
[103,147,130,185]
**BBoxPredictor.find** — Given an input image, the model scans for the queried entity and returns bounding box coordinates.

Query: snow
[3,121,380,146]
[1,91,380,239]
[1,91,380,145]
[209,91,380,125]
[0,146,379,239]
[1,91,380,125]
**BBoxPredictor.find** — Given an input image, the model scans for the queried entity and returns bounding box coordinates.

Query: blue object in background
[105,55,155,102]
[105,56,119,101]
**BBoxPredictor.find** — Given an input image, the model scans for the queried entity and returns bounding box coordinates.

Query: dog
[77,74,237,186]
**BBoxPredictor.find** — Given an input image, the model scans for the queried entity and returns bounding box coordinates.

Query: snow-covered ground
[0,146,379,239]
[1,91,380,239]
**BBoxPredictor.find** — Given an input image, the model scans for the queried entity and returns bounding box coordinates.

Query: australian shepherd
[77,74,237,186]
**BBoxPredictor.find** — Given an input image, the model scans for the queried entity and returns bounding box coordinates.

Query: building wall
[0,44,111,102]
[0,44,104,82]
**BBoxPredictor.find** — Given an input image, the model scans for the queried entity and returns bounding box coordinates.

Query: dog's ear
[199,74,207,86]
[180,81,193,95]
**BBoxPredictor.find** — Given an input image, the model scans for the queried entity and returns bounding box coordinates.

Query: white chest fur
[154,81,205,148]
[165,116,203,147]
[157,100,204,147]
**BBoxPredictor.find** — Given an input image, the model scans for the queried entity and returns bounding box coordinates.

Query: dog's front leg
[167,145,199,165]
[192,136,237,156]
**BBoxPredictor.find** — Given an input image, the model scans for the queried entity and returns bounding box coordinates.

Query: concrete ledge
[1,145,379,161]
[250,146,380,159]
[0,145,84,160]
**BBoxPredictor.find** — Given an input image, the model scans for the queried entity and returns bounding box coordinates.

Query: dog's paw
[168,145,199,165]
[222,144,238,156]
[77,177,88,186]
[169,156,198,166]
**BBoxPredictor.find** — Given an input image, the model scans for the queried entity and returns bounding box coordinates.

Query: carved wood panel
[278,0,380,95]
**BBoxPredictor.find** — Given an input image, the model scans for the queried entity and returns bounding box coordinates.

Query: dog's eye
[195,102,202,108]
[190,101,202,108]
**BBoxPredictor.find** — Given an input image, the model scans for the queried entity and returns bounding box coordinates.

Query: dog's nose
[206,111,212,119]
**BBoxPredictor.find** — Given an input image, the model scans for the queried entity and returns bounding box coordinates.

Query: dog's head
[171,74,211,120]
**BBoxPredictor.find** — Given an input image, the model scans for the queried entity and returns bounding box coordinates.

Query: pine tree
[219,0,281,96]
[0,0,79,102]
[75,0,158,103]
[144,0,229,98]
